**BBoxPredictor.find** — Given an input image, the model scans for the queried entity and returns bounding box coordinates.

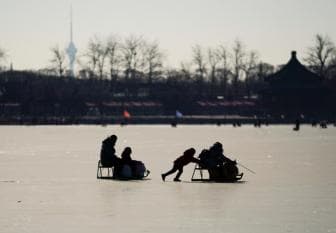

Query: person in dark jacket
[209,142,235,165]
[161,148,200,182]
[199,142,238,180]
[209,142,242,180]
[100,135,119,167]
[117,147,134,177]
[120,147,133,166]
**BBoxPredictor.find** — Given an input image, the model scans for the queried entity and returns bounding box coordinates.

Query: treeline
[44,35,276,100]
[0,34,336,117]
[44,34,336,98]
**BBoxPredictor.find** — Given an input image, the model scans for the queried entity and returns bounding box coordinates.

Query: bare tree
[0,47,6,71]
[257,62,274,80]
[192,45,207,82]
[85,37,101,78]
[97,42,110,79]
[242,51,258,79]
[0,47,5,61]
[329,53,336,79]
[232,39,246,97]
[87,36,111,79]
[143,40,164,84]
[217,45,231,95]
[50,45,66,76]
[180,62,192,82]
[106,36,121,81]
[305,34,335,79]
[242,51,259,98]
[208,47,220,94]
[122,35,145,80]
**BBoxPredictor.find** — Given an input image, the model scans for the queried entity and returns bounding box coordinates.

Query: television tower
[66,6,77,77]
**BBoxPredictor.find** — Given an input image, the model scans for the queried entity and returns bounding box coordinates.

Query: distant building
[262,51,329,116]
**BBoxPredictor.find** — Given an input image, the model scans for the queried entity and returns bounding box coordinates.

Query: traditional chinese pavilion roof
[267,51,321,89]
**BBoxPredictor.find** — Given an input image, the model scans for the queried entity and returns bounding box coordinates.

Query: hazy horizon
[1,0,336,70]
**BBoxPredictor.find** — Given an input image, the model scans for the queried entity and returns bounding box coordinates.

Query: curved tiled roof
[268,51,321,88]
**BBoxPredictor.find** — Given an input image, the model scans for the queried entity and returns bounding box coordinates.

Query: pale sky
[1,0,335,70]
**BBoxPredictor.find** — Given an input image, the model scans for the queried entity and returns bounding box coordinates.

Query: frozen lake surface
[1,125,336,233]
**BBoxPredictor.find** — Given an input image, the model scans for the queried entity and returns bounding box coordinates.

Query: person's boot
[173,178,181,182]
[161,174,166,181]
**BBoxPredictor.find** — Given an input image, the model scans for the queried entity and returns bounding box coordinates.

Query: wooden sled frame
[191,164,243,182]
[97,160,114,179]
[96,160,150,180]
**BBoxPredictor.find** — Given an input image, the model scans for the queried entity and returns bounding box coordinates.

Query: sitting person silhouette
[118,147,134,178]
[161,148,200,182]
[121,147,133,166]
[100,135,119,167]
[199,142,234,169]
[199,142,240,181]
[209,142,235,165]
[116,147,149,179]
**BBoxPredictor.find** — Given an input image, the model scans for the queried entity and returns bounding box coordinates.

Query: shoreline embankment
[0,115,333,126]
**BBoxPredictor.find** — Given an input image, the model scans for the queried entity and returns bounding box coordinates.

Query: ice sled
[97,160,150,180]
[191,164,243,182]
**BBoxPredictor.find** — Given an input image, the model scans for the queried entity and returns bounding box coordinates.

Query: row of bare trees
[1,33,331,100]
[47,34,336,83]
[187,40,273,98]
[48,35,164,83]
[46,34,336,99]
[0,33,333,83]
[77,35,164,82]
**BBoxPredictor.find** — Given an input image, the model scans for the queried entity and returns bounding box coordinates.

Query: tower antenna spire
[66,4,77,77]
[70,4,73,42]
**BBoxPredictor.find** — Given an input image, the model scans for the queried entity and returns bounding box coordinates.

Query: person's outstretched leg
[174,167,183,182]
[161,165,178,181]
